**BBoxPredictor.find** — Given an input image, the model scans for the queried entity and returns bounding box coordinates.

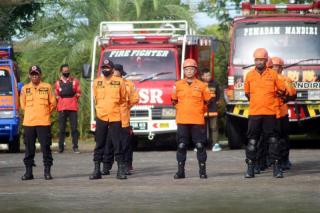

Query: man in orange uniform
[255,57,274,173]
[102,64,139,175]
[172,59,213,179]
[20,65,56,180]
[90,59,128,180]
[272,56,296,170]
[244,48,286,178]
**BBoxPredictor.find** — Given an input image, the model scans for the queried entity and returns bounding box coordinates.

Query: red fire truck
[84,20,215,142]
[225,1,320,149]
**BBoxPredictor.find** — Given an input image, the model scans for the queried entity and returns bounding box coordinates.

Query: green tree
[0,1,42,41]
[17,0,194,138]
[0,0,33,6]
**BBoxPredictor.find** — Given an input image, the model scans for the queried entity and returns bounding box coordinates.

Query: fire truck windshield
[103,49,176,80]
[233,21,320,66]
[0,69,12,96]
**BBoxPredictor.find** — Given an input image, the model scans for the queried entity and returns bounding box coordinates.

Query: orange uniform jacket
[276,75,297,118]
[93,75,127,122]
[172,78,213,125]
[120,79,139,128]
[244,68,286,116]
[20,82,56,126]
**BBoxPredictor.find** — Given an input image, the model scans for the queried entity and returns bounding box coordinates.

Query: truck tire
[226,115,246,149]
[8,135,20,153]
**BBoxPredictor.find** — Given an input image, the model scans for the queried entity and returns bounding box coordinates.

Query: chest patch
[39,88,48,95]
[110,81,120,86]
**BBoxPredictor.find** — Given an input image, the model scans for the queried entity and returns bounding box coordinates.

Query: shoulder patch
[26,88,31,93]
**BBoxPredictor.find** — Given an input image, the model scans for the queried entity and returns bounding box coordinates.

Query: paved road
[0,148,319,213]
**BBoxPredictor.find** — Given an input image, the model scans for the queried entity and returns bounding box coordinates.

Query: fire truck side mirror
[82,64,91,79]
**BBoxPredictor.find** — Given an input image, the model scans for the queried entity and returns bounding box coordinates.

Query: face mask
[256,63,266,71]
[62,72,70,78]
[102,69,112,77]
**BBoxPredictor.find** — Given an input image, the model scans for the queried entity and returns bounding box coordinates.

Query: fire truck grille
[130,110,149,117]
[296,90,308,100]
[151,108,162,119]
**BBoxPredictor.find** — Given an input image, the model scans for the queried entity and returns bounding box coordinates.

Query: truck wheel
[226,116,246,149]
[8,135,20,153]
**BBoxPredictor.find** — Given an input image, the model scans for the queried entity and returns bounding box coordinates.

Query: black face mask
[102,69,112,77]
[256,63,266,71]
[62,72,70,78]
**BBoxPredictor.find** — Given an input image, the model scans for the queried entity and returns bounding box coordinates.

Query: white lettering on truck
[243,26,318,36]
[108,50,169,58]
[139,89,164,104]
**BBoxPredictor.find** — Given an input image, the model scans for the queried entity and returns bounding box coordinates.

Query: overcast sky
[182,0,242,28]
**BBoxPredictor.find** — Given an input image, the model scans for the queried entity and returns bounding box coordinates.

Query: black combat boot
[254,164,261,174]
[124,162,132,176]
[245,159,255,178]
[281,158,292,171]
[116,162,127,180]
[199,162,207,179]
[44,166,53,180]
[89,161,102,180]
[260,158,268,171]
[273,160,283,178]
[174,162,185,179]
[102,163,110,175]
[21,166,34,181]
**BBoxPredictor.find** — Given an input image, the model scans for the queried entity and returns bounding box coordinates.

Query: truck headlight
[234,90,247,101]
[161,108,176,118]
[0,110,14,119]
[308,90,320,100]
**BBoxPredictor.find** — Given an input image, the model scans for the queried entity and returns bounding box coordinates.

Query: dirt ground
[0,142,319,213]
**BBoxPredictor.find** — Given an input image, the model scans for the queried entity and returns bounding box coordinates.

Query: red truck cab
[225,1,320,149]
[85,21,215,143]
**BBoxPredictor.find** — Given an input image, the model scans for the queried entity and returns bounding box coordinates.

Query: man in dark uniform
[200,69,221,151]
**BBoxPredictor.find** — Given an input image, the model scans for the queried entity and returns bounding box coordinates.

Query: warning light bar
[241,0,320,15]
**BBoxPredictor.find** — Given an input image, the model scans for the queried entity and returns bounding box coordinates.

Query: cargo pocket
[112,89,120,100]
[177,90,185,99]
[39,95,49,106]
[96,91,105,100]
[26,95,33,107]
[192,91,202,101]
